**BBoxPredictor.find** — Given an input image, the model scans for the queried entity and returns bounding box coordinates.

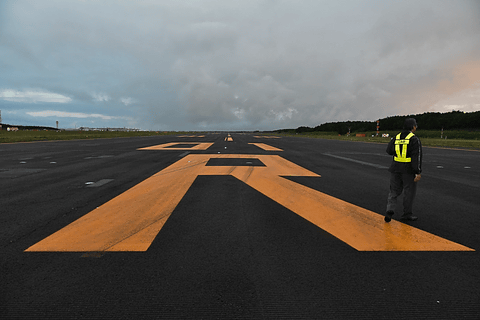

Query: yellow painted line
[25,156,204,252]
[249,143,283,151]
[25,154,473,252]
[232,162,472,251]
[138,142,213,150]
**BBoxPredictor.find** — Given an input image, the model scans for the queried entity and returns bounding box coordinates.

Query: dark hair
[403,118,417,131]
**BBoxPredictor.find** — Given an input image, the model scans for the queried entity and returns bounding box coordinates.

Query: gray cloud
[1,0,479,130]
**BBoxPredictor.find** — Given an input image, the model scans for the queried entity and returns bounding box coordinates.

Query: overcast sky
[1,0,479,131]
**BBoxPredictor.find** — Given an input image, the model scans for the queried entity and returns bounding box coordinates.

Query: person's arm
[386,137,395,155]
[410,136,422,181]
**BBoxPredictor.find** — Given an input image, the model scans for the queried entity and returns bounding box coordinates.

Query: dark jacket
[386,131,422,174]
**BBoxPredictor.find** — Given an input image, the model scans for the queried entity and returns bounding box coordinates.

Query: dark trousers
[386,172,417,215]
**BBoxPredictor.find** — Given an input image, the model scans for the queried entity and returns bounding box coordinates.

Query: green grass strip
[0,130,198,144]
[266,131,480,150]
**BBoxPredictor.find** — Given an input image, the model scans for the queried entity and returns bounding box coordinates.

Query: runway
[1,133,479,319]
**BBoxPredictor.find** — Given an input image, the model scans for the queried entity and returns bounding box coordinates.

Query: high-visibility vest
[394,132,415,162]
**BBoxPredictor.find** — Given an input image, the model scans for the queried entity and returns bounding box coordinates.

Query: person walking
[385,118,422,222]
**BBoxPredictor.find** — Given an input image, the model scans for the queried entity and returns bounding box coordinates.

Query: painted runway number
[26,153,473,252]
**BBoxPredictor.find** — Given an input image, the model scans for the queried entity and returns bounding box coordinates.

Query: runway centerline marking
[25,154,473,252]
[86,179,114,188]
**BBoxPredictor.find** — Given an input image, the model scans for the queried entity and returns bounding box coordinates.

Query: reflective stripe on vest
[394,132,415,163]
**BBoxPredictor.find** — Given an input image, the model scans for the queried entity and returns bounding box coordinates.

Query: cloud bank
[0,89,72,103]
[1,0,479,130]
[26,110,132,121]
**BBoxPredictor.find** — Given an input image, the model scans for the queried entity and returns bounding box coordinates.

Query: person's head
[403,118,418,132]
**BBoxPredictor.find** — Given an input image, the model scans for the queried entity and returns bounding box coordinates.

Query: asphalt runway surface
[1,134,479,319]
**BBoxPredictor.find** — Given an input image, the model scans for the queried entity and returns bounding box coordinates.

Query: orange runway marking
[249,143,283,151]
[138,142,213,150]
[25,154,474,252]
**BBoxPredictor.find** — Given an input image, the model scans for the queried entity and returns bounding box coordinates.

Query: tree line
[276,111,480,135]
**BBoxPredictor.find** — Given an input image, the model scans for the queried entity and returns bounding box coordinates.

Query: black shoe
[400,214,418,221]
[384,211,394,222]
